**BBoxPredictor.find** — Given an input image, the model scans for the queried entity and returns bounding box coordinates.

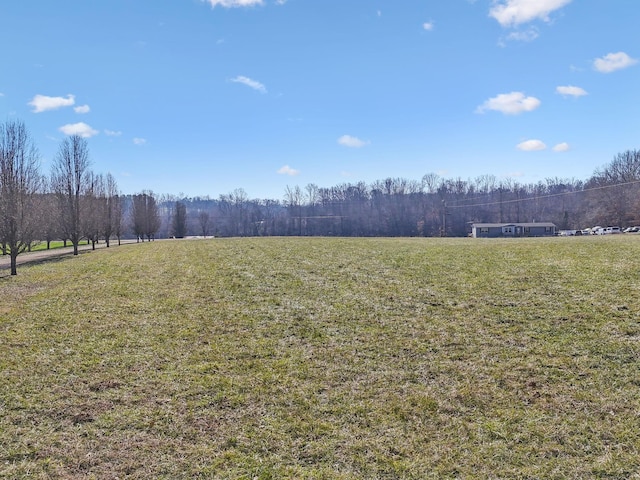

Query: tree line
[0,120,162,275]
[159,149,640,239]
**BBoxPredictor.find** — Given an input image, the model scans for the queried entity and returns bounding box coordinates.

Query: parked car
[605,226,622,234]
[624,226,640,233]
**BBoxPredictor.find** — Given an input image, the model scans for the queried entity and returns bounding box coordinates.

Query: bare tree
[131,194,146,242]
[172,201,187,238]
[51,135,91,255]
[284,185,304,235]
[82,172,103,250]
[102,173,120,247]
[0,120,43,275]
[144,193,161,241]
[198,210,211,237]
[588,150,640,226]
[40,186,62,250]
[131,191,161,241]
[112,192,125,245]
[231,188,249,235]
[258,199,281,236]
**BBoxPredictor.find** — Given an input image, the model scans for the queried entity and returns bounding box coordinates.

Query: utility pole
[442,200,447,237]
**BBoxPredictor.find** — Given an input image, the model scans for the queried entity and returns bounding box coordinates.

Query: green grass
[1,236,639,479]
[28,241,69,252]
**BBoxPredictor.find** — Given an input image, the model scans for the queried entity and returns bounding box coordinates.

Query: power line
[446,179,640,210]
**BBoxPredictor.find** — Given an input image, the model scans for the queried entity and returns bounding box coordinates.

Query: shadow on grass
[0,249,94,278]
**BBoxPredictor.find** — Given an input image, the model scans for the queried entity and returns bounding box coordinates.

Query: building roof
[471,222,556,228]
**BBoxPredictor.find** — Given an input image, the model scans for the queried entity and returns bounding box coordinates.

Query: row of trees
[0,121,41,275]
[156,149,640,238]
[0,120,164,275]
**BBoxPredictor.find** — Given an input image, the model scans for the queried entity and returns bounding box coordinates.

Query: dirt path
[0,240,136,272]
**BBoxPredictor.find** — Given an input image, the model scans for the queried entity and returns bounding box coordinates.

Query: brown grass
[1,236,639,478]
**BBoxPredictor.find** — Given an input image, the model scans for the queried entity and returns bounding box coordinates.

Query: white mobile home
[471,222,556,238]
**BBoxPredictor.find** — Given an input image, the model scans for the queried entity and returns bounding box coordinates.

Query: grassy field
[1,236,639,479]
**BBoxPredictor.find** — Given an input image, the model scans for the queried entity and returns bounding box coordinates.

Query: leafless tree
[131,191,161,241]
[82,172,103,250]
[0,120,44,275]
[588,150,640,226]
[51,135,91,255]
[284,185,304,235]
[231,188,249,235]
[39,182,63,249]
[102,173,120,247]
[131,194,147,242]
[172,201,187,238]
[258,199,281,236]
[198,210,211,237]
[112,192,125,245]
[145,194,161,241]
[218,188,251,236]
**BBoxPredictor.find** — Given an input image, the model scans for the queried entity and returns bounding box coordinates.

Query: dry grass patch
[1,236,639,478]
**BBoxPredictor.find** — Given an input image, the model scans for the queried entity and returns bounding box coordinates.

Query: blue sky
[1,0,638,200]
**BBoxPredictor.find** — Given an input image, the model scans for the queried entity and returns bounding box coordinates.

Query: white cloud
[517,139,546,151]
[593,52,638,73]
[553,142,570,152]
[505,27,539,42]
[133,137,147,145]
[74,104,90,114]
[556,85,587,97]
[203,0,263,8]
[476,92,541,115]
[29,94,75,113]
[231,75,267,93]
[338,135,369,148]
[490,0,572,27]
[104,129,122,136]
[58,122,98,138]
[423,21,434,31]
[277,165,300,176]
